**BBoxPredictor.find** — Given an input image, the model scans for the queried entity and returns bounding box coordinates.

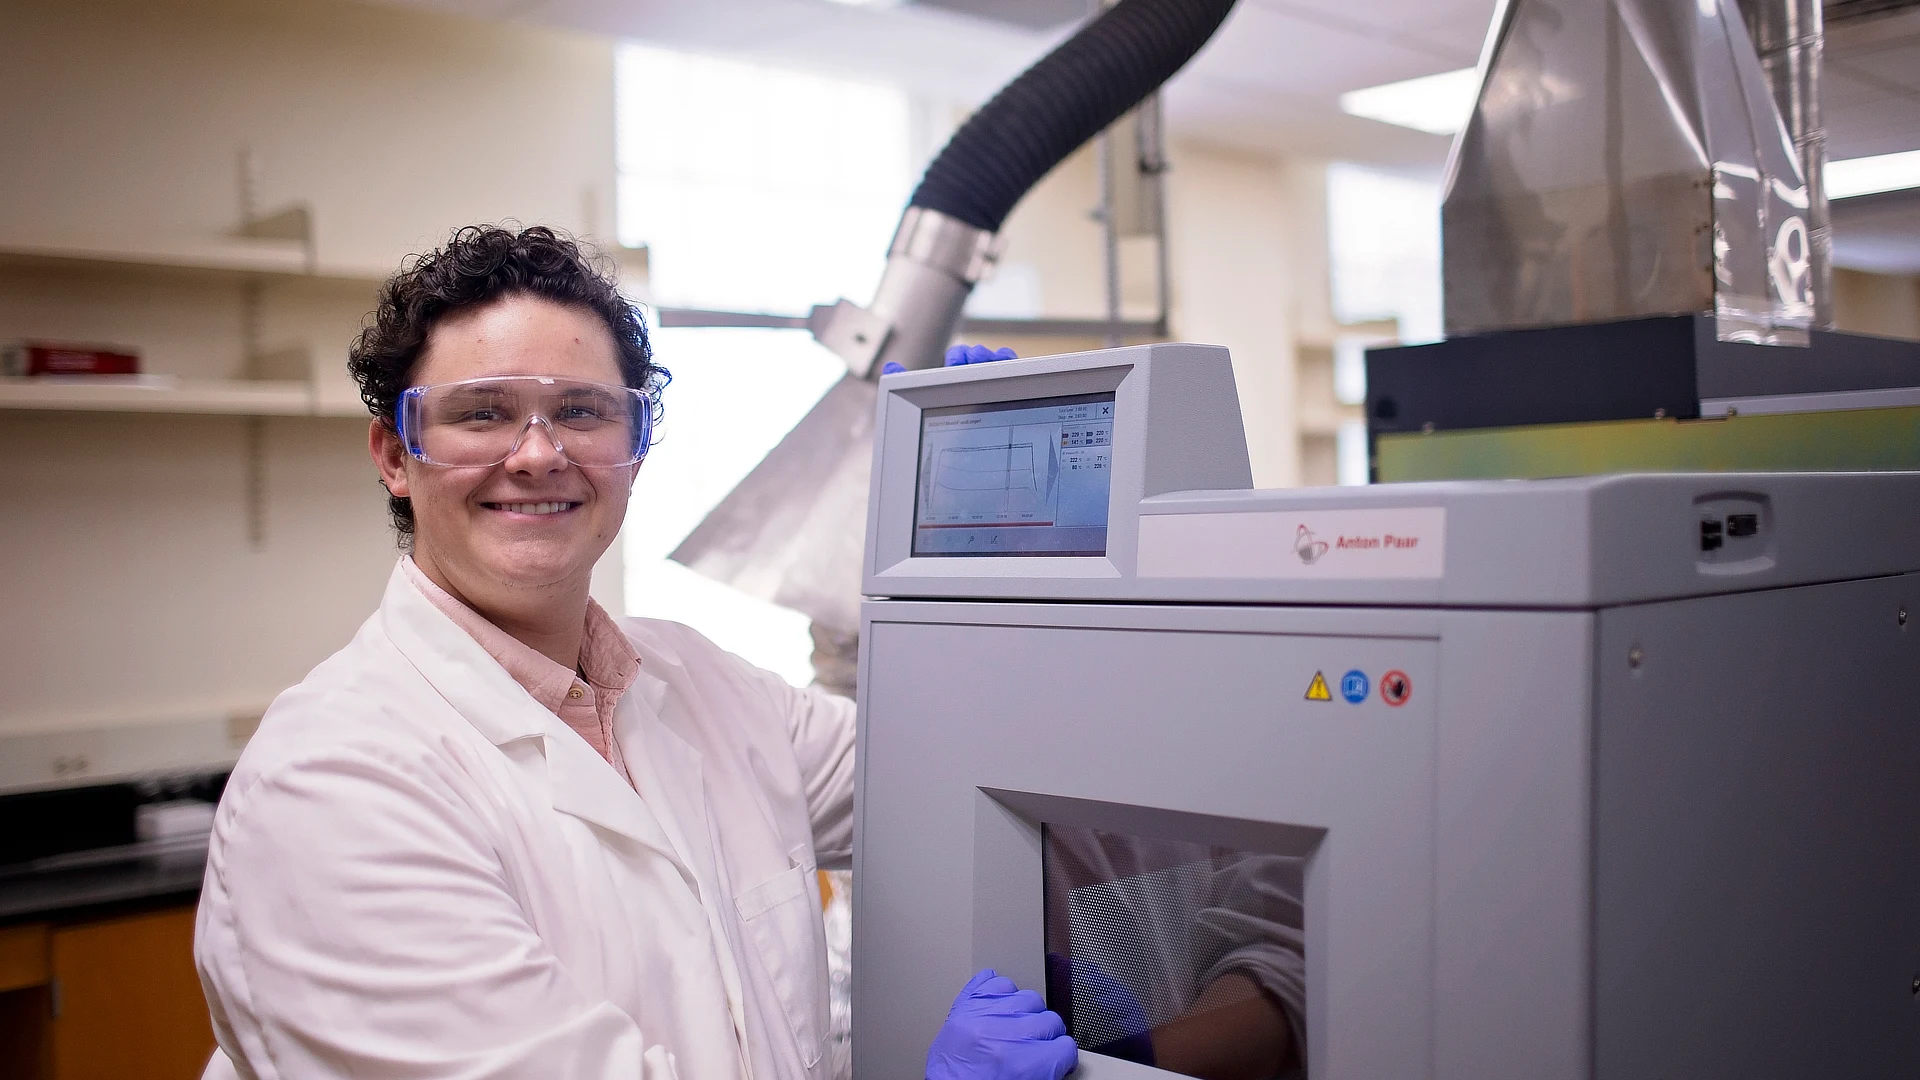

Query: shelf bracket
[244,417,267,551]
[240,205,317,274]
[240,270,269,551]
[237,145,317,273]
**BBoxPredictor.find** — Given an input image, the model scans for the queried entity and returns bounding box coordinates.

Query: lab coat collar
[379,561,544,746]
[378,561,694,878]
[625,651,672,718]
[620,625,685,709]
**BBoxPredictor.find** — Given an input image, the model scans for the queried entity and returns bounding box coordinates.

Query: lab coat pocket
[734,854,828,1068]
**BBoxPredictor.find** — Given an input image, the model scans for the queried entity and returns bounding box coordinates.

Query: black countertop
[0,839,206,926]
[0,772,223,925]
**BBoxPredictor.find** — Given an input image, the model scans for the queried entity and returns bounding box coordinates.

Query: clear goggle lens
[397,375,653,468]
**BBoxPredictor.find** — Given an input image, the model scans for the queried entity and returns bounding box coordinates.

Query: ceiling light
[1826,149,1920,200]
[1339,68,1480,136]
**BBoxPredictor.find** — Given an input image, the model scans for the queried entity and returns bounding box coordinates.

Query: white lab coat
[195,561,856,1080]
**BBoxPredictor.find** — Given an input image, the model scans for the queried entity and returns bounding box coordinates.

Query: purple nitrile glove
[882,361,906,375]
[927,969,1078,1080]
[945,344,1020,366]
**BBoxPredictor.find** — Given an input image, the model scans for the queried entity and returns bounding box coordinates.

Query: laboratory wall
[1833,267,1920,340]
[4,0,1352,747]
[1165,147,1330,489]
[0,0,617,270]
[988,137,1334,488]
[0,0,620,746]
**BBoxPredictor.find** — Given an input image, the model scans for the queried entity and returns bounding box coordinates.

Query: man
[194,225,1074,1080]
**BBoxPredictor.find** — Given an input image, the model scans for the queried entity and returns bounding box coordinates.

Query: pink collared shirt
[401,557,641,782]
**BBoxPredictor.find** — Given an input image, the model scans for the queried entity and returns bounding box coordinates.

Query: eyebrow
[556,386,624,402]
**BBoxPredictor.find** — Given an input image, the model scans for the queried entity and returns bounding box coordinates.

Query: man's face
[371,294,638,608]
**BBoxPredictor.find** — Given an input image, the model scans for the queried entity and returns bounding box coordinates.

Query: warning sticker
[1304,671,1332,701]
[1380,670,1411,707]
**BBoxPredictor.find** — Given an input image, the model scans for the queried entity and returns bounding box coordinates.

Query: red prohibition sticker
[1380,670,1412,707]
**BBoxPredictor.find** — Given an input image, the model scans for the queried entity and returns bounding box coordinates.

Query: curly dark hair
[347,224,669,544]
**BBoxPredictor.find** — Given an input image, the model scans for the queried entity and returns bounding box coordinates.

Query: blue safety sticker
[1340,670,1369,704]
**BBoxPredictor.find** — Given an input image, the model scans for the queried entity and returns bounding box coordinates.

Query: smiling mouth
[483,501,582,516]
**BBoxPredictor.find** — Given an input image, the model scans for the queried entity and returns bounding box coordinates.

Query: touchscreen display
[912,392,1114,558]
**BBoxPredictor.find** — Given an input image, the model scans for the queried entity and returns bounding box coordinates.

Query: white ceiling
[1825,5,1920,160]
[373,0,1920,266]
[1159,0,1486,165]
[371,0,1485,168]
[371,0,1920,171]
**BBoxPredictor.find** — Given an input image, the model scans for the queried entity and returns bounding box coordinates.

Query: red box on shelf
[2,341,142,377]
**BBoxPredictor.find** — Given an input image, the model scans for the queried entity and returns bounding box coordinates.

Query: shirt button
[568,685,585,700]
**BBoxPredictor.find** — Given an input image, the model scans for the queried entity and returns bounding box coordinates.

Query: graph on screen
[928,441,1058,521]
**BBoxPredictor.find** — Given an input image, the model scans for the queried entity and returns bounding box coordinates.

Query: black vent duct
[909,0,1237,234]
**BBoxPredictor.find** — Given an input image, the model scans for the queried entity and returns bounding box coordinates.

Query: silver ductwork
[812,208,1002,378]
[666,213,1003,637]
[671,0,1241,650]
[667,372,880,635]
[1443,0,1819,345]
[1738,0,1832,329]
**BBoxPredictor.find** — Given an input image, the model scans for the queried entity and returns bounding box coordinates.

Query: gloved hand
[926,969,1078,1080]
[879,346,1017,375]
[945,344,1019,366]
[1046,952,1154,1066]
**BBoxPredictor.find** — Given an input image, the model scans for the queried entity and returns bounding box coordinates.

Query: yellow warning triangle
[1305,671,1332,701]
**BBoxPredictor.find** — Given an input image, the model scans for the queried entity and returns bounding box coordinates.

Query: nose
[503,415,570,474]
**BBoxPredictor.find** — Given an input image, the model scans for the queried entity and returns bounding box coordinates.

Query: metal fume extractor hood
[1365,0,1920,482]
[1443,0,1821,344]
[670,0,1238,660]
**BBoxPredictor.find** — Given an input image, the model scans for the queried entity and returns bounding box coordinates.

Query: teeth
[494,502,572,515]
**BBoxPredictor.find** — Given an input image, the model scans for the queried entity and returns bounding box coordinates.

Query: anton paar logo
[1294,524,1329,565]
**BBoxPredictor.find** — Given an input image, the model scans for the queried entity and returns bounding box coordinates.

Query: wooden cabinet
[0,923,54,1078]
[0,906,214,1080]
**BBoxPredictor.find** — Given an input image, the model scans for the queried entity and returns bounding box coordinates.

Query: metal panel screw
[1911,975,1918,996]
[1628,646,1644,670]
[1900,607,1909,628]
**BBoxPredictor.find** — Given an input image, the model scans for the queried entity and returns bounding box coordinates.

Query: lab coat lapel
[615,656,754,1074]
[607,640,710,873]
[614,675,709,883]
[377,561,692,878]
[542,708,697,887]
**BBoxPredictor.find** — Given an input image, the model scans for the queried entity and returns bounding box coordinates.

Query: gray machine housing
[853,344,1920,1079]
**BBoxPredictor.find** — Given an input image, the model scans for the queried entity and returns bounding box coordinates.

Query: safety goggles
[396,375,655,469]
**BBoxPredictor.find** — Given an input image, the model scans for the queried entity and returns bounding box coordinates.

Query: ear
[369,420,412,498]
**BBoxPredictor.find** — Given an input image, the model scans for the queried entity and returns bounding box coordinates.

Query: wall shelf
[0,230,389,285]
[0,377,366,418]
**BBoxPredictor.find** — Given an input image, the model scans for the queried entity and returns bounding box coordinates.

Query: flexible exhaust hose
[812,0,1239,376]
[909,0,1238,234]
